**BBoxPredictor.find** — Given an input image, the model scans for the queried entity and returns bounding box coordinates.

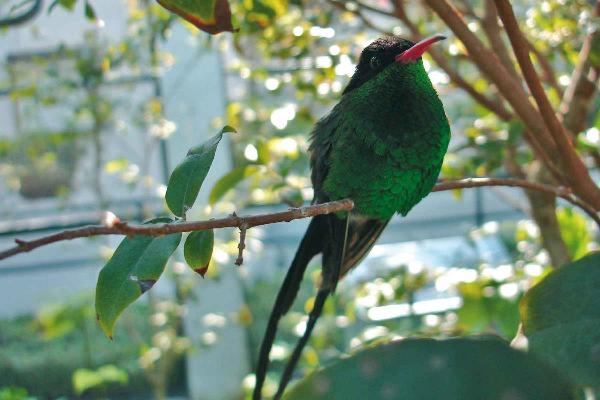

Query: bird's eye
[370,56,381,70]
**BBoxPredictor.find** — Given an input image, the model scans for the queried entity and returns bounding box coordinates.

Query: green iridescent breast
[315,60,450,220]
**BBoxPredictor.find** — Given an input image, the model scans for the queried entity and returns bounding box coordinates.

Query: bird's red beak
[395,35,446,63]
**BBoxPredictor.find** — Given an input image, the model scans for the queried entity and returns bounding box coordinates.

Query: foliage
[72,364,128,395]
[285,337,576,400]
[95,217,182,338]
[0,387,36,400]
[0,302,184,399]
[521,251,600,387]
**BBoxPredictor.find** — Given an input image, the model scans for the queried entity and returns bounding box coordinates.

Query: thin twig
[2,178,599,262]
[560,0,600,135]
[432,177,600,227]
[235,223,249,266]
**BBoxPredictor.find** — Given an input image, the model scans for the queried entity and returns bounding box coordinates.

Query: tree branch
[0,199,355,261]
[421,0,565,184]
[560,0,600,136]
[432,177,600,227]
[392,0,514,120]
[493,0,600,209]
[2,178,599,262]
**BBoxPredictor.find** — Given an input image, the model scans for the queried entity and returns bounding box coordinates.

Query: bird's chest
[323,102,449,219]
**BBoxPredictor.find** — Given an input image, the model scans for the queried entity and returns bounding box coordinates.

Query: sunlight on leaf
[184,229,214,277]
[165,126,235,217]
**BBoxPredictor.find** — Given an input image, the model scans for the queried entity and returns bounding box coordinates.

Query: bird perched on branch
[253,35,450,399]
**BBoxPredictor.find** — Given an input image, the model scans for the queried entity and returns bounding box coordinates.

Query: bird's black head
[343,35,445,95]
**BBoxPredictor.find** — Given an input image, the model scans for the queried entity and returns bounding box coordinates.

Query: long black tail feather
[274,287,331,399]
[253,214,388,399]
[252,217,325,400]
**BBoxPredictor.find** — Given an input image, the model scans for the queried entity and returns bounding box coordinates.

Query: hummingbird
[253,35,450,399]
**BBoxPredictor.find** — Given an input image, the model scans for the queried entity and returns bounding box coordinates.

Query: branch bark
[2,178,598,262]
[560,0,600,136]
[421,0,566,184]
[392,0,514,120]
[493,0,600,209]
[0,199,355,261]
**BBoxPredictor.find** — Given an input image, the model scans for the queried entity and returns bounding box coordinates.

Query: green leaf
[284,338,575,400]
[557,207,590,261]
[165,126,235,217]
[521,251,600,386]
[95,217,181,338]
[156,0,237,34]
[84,0,96,20]
[72,365,128,395]
[208,165,260,205]
[48,0,77,13]
[184,230,214,277]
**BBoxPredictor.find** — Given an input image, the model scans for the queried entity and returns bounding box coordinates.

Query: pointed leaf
[49,0,77,13]
[95,217,181,338]
[84,0,96,20]
[208,165,261,205]
[165,126,235,217]
[285,338,575,400]
[156,0,237,34]
[521,251,600,387]
[184,229,214,277]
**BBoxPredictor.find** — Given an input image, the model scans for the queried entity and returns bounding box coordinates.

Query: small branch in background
[528,41,563,97]
[433,177,600,227]
[235,222,249,266]
[494,0,600,209]
[392,0,514,120]
[327,0,392,35]
[421,0,562,179]
[560,0,600,135]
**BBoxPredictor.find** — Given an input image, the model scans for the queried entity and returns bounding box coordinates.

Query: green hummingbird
[253,35,450,399]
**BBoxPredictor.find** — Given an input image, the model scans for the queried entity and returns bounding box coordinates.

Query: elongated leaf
[48,0,77,13]
[285,337,575,400]
[208,165,260,205]
[521,251,600,387]
[95,217,181,338]
[184,230,214,277]
[84,0,96,20]
[156,0,237,34]
[165,126,235,217]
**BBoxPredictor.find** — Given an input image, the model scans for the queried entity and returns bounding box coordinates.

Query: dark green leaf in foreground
[156,0,237,34]
[284,337,575,400]
[521,251,600,387]
[184,229,214,277]
[165,126,235,217]
[95,217,181,339]
[208,165,261,205]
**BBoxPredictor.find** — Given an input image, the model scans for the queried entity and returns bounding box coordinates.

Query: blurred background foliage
[1,0,599,398]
